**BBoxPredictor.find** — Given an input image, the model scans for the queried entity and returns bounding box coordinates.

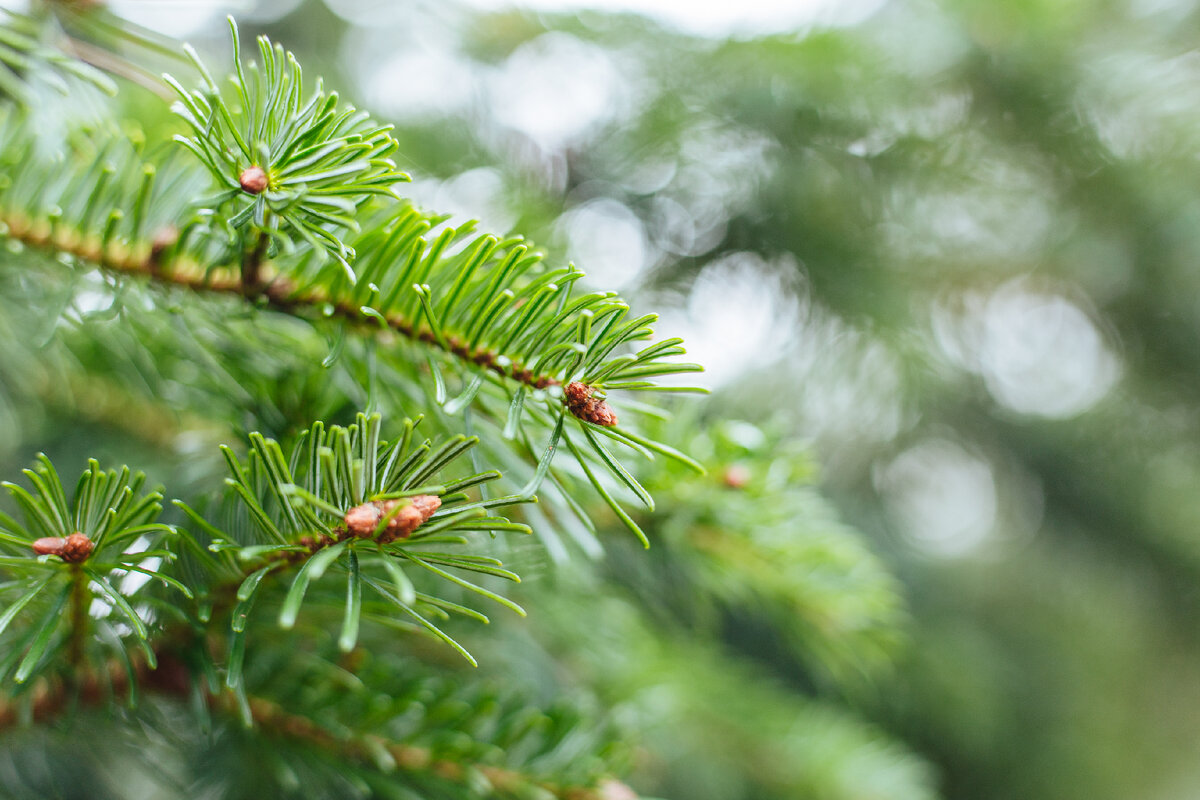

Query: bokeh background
[9,0,1200,797]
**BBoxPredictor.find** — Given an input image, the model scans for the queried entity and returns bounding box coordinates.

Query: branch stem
[242,229,269,295]
[67,565,89,669]
[2,216,561,392]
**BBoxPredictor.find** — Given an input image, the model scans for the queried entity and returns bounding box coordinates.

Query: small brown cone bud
[379,502,423,542]
[723,464,751,489]
[343,503,383,537]
[379,495,442,543]
[239,165,269,194]
[564,381,618,427]
[597,779,639,800]
[61,533,94,563]
[343,496,442,543]
[31,537,67,556]
[408,494,441,519]
[31,532,93,563]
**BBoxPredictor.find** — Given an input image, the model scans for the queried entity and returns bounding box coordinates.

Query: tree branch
[66,566,88,669]
[0,649,634,800]
[1,214,561,393]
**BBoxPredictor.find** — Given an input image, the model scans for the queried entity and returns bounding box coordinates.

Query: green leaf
[33,455,71,532]
[338,549,362,652]
[279,484,344,518]
[112,565,194,599]
[0,575,54,637]
[86,569,150,639]
[520,410,567,498]
[580,423,655,511]
[225,622,248,690]
[375,546,416,606]
[279,539,349,629]
[399,551,526,617]
[362,576,476,666]
[403,552,521,581]
[564,434,650,548]
[2,482,58,538]
[504,386,527,440]
[232,565,273,634]
[443,373,485,415]
[599,425,707,474]
[413,592,489,624]
[407,435,476,488]
[13,582,69,684]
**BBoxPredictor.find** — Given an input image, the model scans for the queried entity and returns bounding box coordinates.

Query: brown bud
[597,779,639,800]
[148,225,179,270]
[61,533,94,562]
[723,464,751,489]
[239,165,269,194]
[31,537,66,556]
[564,381,618,427]
[343,503,382,537]
[343,495,442,543]
[31,532,94,563]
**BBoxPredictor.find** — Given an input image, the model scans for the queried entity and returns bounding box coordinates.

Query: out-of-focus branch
[0,649,635,800]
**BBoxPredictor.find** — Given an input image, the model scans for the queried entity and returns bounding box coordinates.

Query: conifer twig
[0,650,636,800]
[0,212,565,392]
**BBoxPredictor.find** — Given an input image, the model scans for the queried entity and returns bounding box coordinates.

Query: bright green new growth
[167,19,405,274]
[186,413,531,670]
[0,457,172,682]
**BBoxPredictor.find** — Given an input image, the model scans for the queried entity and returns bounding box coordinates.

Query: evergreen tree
[0,4,929,799]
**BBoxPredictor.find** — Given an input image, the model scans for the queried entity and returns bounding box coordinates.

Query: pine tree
[0,5,933,799]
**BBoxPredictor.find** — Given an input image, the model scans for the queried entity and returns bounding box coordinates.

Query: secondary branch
[0,649,633,800]
[1,215,561,393]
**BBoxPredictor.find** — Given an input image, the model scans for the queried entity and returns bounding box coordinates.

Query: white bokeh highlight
[934,279,1122,419]
[108,0,223,37]
[878,439,999,558]
[488,32,622,150]
[405,167,518,236]
[658,252,801,387]
[463,0,887,35]
[559,198,648,289]
[362,48,477,121]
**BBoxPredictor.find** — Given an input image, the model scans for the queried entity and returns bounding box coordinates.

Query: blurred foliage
[0,3,936,800]
[265,0,1200,798]
[6,0,1200,797]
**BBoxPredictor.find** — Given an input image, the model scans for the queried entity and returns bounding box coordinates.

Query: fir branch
[0,207,705,543]
[0,7,116,100]
[0,456,177,687]
[0,201,698,402]
[0,14,705,554]
[165,18,405,275]
[229,693,636,800]
[0,21,704,405]
[180,414,530,665]
[612,416,908,693]
[0,651,638,800]
[0,209,564,392]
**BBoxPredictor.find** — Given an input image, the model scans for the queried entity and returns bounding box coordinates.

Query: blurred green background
[11,0,1200,797]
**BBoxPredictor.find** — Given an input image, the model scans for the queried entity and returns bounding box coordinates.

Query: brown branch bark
[1,215,561,392]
